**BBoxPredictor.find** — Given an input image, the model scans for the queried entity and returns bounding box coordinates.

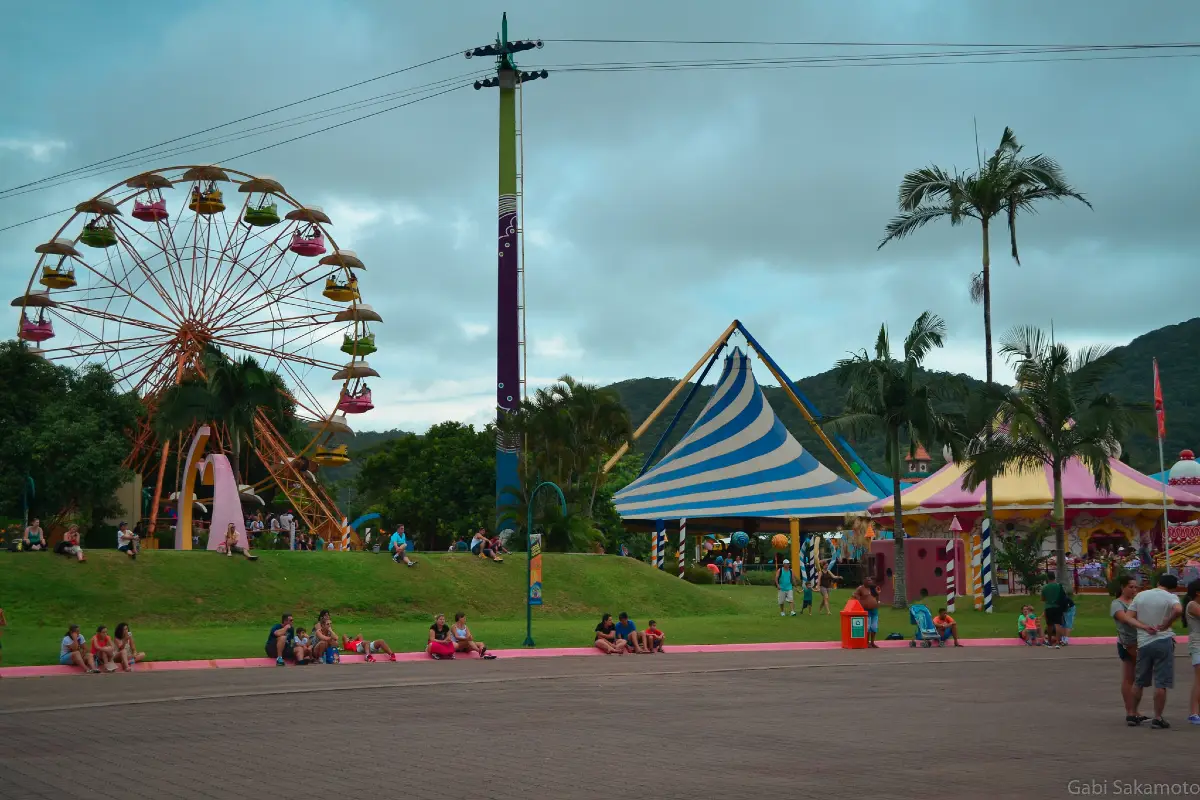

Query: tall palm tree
[155,347,288,485]
[960,326,1140,587]
[822,312,962,608]
[878,126,1091,599]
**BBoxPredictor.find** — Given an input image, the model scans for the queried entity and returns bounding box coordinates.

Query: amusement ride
[11,165,383,542]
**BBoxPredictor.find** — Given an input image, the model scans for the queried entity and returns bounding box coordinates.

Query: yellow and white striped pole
[971,533,983,611]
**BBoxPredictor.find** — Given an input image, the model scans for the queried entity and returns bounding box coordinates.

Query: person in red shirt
[342,632,396,662]
[933,608,963,647]
[643,620,665,653]
[90,625,118,672]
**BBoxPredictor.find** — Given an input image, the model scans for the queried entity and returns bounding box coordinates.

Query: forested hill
[338,318,1200,480]
[605,317,1200,478]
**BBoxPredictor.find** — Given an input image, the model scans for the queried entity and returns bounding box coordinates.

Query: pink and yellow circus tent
[869,457,1200,541]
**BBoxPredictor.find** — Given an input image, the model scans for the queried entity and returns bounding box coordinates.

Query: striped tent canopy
[614,348,876,521]
[869,456,1200,532]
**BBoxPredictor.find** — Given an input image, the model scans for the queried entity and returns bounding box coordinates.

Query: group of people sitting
[593,612,665,654]
[427,613,498,659]
[266,610,396,665]
[59,622,146,673]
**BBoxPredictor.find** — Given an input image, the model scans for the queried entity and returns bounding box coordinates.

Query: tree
[822,312,962,608]
[879,127,1091,587]
[960,326,1142,587]
[0,341,141,526]
[154,346,289,485]
[995,520,1053,595]
[354,421,494,549]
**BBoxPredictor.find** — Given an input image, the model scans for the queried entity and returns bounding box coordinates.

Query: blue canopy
[615,348,876,520]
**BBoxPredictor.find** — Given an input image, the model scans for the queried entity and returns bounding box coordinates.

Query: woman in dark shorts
[1110,575,1146,726]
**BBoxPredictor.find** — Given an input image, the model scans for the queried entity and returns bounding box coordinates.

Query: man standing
[1127,573,1183,729]
[775,558,797,617]
[853,578,881,648]
[279,510,296,550]
[1040,572,1070,648]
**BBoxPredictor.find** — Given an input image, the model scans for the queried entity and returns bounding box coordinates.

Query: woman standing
[1186,579,1200,726]
[427,614,457,660]
[1110,575,1145,726]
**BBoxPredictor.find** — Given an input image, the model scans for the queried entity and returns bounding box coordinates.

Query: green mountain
[606,318,1200,479]
[337,318,1200,483]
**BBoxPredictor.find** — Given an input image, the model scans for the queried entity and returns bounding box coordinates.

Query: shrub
[682,565,714,584]
[745,570,777,586]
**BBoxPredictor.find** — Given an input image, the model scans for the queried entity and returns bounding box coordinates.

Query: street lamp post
[525,480,566,647]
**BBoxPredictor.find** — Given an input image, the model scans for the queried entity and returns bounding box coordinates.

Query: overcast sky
[2,1,1197,433]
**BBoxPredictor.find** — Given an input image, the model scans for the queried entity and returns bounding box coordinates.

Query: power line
[0,51,465,196]
[537,48,1200,73]
[0,82,471,235]
[0,71,489,202]
[543,38,1200,48]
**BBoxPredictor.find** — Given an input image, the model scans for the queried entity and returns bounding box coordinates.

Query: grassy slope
[0,551,1121,666]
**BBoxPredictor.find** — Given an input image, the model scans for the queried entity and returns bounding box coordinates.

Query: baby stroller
[908,603,945,648]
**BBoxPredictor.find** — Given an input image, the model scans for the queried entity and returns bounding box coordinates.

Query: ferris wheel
[11,165,384,540]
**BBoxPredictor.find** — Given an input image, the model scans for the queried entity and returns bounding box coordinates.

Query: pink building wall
[868,538,966,606]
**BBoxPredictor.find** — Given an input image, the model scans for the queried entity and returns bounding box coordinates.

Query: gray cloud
[2,0,1198,432]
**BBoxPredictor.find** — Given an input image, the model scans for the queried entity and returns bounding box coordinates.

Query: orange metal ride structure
[12,166,384,545]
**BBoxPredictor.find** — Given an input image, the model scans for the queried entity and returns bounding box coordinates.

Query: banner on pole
[1154,358,1167,439]
[529,533,543,606]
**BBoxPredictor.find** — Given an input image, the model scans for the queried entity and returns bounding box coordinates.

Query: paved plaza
[1,646,1194,799]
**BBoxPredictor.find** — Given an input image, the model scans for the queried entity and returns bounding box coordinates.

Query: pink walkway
[0,635,1156,679]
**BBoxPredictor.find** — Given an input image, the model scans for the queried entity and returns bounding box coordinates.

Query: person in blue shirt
[615,612,650,654]
[389,524,417,567]
[776,558,798,617]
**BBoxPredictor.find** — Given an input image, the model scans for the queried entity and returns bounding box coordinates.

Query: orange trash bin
[840,598,868,650]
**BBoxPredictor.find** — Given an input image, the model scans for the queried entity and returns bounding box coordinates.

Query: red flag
[1153,359,1166,440]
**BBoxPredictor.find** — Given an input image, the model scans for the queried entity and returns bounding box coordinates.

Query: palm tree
[822,312,962,608]
[960,326,1140,588]
[155,347,288,485]
[878,126,1091,599]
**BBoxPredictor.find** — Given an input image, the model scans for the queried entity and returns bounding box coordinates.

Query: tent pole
[604,320,738,473]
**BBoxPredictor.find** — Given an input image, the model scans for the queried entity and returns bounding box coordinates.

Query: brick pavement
[0,647,1195,799]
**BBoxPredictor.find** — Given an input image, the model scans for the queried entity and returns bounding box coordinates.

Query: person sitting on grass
[266,612,309,666]
[471,528,503,562]
[219,523,257,560]
[450,612,496,659]
[90,625,118,672]
[61,624,99,673]
[389,524,417,567]
[614,612,650,654]
[116,522,139,560]
[488,533,511,557]
[933,608,963,647]
[22,518,46,551]
[1018,605,1042,645]
[593,613,629,655]
[112,623,146,672]
[342,632,397,662]
[643,619,666,653]
[55,524,85,562]
[427,614,457,660]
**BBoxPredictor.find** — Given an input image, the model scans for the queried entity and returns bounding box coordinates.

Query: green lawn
[0,551,1121,667]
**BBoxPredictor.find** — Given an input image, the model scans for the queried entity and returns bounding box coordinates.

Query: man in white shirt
[1127,573,1183,729]
[279,511,296,550]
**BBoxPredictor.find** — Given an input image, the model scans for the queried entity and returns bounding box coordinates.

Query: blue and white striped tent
[614,348,876,520]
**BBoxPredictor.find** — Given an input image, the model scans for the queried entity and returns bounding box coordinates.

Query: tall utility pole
[468,14,547,538]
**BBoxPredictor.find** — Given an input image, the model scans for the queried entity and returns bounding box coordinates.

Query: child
[343,632,398,662]
[643,619,665,653]
[1017,605,1041,645]
[294,627,310,651]
[802,582,814,615]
